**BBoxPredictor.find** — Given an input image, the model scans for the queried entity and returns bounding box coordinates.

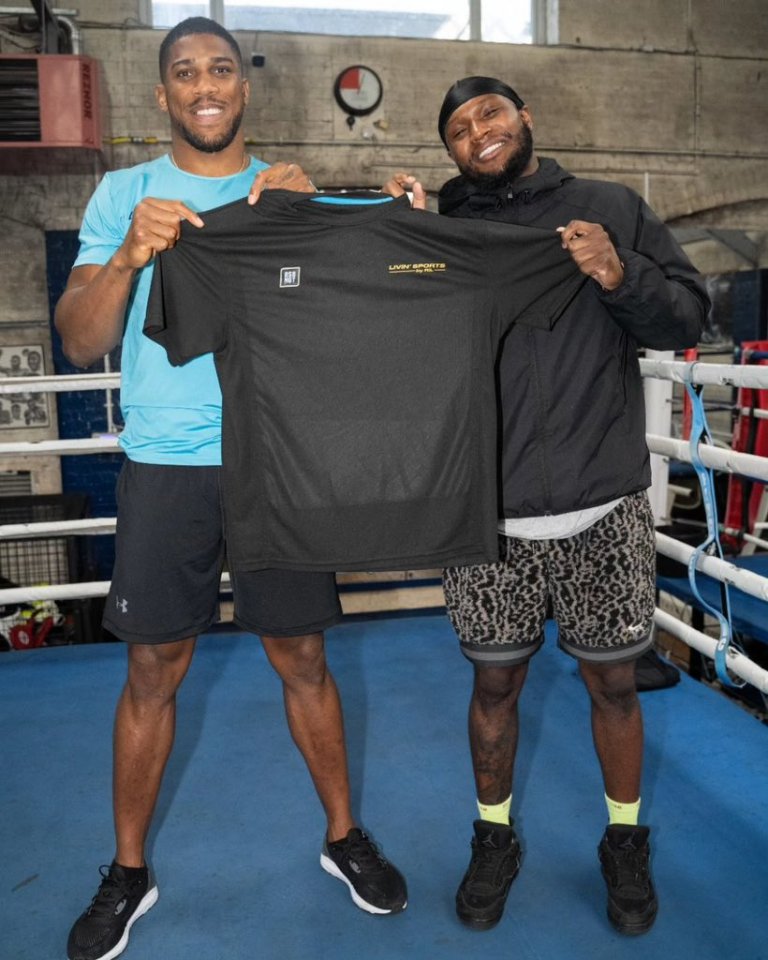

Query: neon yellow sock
[605,794,641,826]
[477,795,512,825]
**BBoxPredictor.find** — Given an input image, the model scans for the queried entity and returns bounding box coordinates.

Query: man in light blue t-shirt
[56,18,406,960]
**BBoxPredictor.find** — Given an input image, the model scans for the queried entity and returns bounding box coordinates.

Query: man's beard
[460,123,534,190]
[175,104,245,154]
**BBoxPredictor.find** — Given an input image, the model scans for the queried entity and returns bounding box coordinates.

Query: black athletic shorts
[442,491,656,666]
[104,460,342,644]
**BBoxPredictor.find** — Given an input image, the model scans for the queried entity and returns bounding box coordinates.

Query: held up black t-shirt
[144,191,584,572]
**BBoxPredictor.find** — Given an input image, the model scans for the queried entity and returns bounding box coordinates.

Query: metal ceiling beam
[709,229,759,267]
[674,227,760,268]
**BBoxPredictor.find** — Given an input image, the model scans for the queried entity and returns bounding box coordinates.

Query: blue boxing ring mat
[2,613,766,960]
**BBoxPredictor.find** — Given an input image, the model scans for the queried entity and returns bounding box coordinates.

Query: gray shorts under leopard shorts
[442,490,656,666]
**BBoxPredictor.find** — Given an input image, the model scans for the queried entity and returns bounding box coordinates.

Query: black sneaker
[320,827,407,914]
[455,819,522,930]
[67,862,159,960]
[598,824,658,935]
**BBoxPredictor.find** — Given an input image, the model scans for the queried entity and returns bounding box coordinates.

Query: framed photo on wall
[0,344,50,429]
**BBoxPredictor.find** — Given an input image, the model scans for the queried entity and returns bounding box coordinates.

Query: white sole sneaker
[319,853,406,915]
[97,885,159,960]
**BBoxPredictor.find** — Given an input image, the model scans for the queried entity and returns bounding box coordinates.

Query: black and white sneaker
[455,820,521,930]
[320,827,407,915]
[67,862,158,960]
[598,824,658,935]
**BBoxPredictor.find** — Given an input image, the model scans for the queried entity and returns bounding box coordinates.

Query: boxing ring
[642,355,768,697]
[2,358,767,693]
[2,359,767,960]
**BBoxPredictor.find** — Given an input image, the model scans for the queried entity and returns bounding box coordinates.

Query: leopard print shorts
[442,490,656,665]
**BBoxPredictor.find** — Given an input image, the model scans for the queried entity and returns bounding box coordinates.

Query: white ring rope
[4,524,764,600]
[654,608,768,694]
[640,358,768,389]
[0,518,116,538]
[740,407,768,421]
[1,581,109,603]
[4,360,766,395]
[18,430,768,469]
[0,372,121,395]
[1,362,767,692]
[0,437,121,456]
[648,434,768,482]
[723,528,768,551]
[0,573,232,607]
[655,532,768,602]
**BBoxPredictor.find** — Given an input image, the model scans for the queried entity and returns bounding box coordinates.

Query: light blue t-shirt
[74,153,268,464]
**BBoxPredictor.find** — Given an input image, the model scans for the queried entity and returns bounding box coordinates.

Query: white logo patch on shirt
[280,266,301,288]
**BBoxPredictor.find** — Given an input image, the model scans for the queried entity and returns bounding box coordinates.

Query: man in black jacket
[390,76,707,936]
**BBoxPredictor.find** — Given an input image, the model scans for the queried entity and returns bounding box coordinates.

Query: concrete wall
[558,0,768,58]
[2,1,763,218]
[0,0,766,488]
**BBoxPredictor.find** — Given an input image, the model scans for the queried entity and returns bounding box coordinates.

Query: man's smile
[190,101,227,122]
[476,140,508,162]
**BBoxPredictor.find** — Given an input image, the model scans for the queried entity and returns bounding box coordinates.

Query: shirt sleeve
[599,194,707,349]
[72,174,125,268]
[482,220,586,331]
[143,219,228,366]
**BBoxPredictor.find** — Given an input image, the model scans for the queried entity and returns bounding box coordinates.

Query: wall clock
[333,65,383,127]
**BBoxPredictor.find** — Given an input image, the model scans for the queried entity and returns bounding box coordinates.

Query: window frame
[147,0,547,43]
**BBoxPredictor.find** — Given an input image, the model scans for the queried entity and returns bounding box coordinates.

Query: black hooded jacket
[438,157,709,519]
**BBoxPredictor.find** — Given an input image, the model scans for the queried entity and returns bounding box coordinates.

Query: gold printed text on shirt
[388,263,447,274]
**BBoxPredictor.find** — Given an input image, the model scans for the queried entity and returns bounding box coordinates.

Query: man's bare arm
[55,263,136,368]
[55,198,204,368]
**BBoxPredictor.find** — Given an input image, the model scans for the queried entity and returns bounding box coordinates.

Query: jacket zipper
[527,327,553,512]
